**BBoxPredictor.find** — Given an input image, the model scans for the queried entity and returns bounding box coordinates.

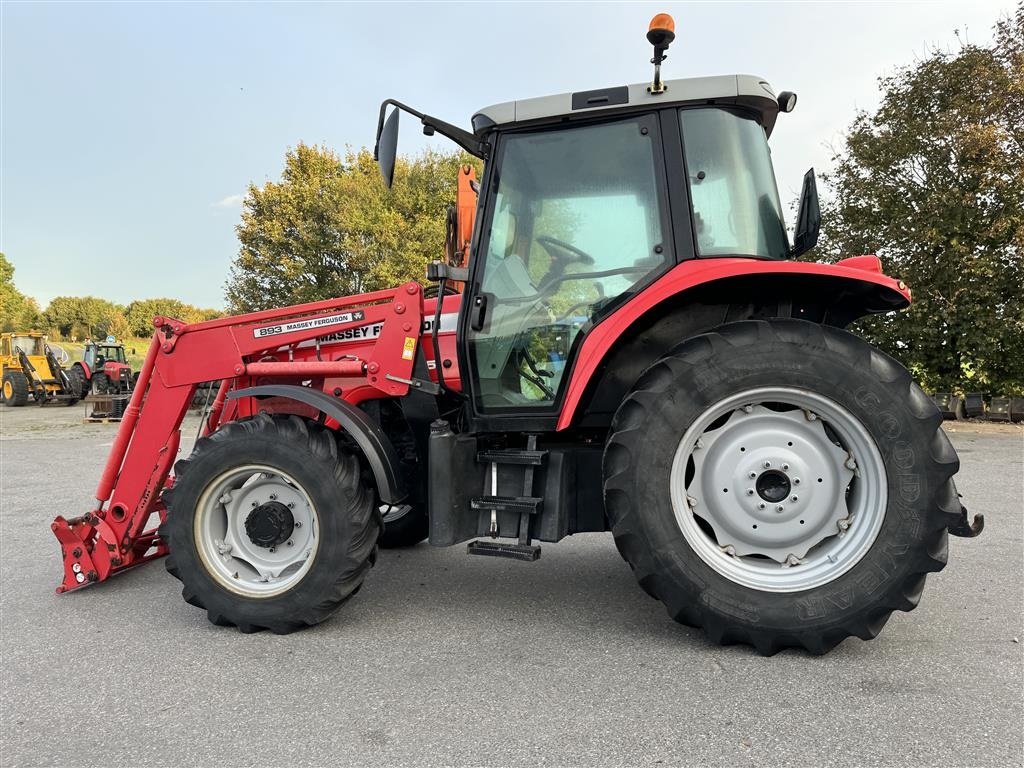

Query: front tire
[161,413,382,633]
[603,320,960,655]
[1,372,29,407]
[92,373,111,394]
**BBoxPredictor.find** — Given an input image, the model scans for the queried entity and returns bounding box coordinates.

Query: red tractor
[69,340,135,397]
[51,15,982,654]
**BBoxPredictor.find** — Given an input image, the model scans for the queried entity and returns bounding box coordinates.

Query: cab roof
[473,74,781,137]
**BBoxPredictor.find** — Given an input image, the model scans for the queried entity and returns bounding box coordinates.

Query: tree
[0,253,43,331]
[44,296,126,339]
[224,143,481,312]
[125,298,223,335]
[816,5,1023,394]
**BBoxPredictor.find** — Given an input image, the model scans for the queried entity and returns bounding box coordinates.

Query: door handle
[470,294,488,331]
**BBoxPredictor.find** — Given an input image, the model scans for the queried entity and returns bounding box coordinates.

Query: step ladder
[467,436,547,561]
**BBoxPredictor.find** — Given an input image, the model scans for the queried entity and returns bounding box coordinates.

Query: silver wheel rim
[670,387,887,593]
[194,464,319,597]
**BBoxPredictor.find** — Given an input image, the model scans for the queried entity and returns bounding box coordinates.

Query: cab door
[462,113,675,419]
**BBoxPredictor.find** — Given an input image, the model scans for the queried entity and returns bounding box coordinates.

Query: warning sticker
[253,310,365,339]
[402,337,417,361]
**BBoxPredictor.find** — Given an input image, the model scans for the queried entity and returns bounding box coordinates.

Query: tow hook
[948,503,984,538]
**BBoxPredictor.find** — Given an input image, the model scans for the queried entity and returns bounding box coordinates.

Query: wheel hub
[671,388,888,593]
[194,468,318,597]
[244,501,295,548]
[755,469,791,503]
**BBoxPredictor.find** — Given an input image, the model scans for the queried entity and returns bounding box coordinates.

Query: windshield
[680,108,789,259]
[11,336,42,355]
[100,345,126,363]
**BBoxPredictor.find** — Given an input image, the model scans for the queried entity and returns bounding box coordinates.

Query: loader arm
[52,283,425,594]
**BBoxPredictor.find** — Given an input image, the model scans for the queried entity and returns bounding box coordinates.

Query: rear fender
[558,256,911,430]
[227,385,406,504]
[76,361,92,379]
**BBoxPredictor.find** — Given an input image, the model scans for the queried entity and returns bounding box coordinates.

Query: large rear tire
[161,413,382,633]
[1,372,29,407]
[603,320,960,655]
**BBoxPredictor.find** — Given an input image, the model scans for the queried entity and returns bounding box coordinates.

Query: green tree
[125,298,222,335]
[224,143,481,312]
[0,253,44,331]
[44,296,125,339]
[816,5,1023,394]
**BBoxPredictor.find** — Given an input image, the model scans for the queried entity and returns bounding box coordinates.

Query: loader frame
[52,283,429,593]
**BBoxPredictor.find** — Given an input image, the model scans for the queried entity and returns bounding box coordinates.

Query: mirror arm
[374,99,490,160]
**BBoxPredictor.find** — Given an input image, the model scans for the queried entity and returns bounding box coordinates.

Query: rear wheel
[66,366,86,403]
[603,320,959,655]
[1,372,29,407]
[161,413,382,633]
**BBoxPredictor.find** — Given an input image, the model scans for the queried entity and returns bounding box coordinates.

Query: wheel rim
[194,464,320,597]
[3,380,11,399]
[670,387,887,593]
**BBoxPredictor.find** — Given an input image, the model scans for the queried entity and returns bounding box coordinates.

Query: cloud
[211,193,244,209]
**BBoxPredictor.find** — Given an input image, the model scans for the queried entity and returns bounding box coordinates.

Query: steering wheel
[535,236,595,266]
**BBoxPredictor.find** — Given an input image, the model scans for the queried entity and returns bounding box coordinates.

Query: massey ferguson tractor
[69,339,136,396]
[51,14,982,654]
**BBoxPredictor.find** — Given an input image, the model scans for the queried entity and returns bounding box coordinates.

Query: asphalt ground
[1,405,1021,767]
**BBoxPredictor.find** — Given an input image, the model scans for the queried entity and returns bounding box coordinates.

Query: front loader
[52,14,982,654]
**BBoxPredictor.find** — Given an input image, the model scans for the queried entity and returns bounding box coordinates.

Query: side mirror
[791,168,821,257]
[376,107,400,189]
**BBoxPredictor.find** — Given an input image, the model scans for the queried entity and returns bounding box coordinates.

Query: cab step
[470,495,543,515]
[476,448,548,466]
[466,539,542,561]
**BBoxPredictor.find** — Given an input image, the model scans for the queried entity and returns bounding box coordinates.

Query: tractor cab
[84,342,127,369]
[375,17,818,424]
[3,333,46,358]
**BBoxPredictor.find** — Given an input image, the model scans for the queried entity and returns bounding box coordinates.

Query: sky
[1,0,1014,311]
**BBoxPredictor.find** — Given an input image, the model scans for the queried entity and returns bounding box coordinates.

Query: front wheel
[1,372,29,407]
[603,320,960,655]
[161,414,382,633]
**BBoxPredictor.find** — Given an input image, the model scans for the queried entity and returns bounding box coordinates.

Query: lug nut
[782,463,789,471]
[776,505,785,512]
[793,478,801,485]
[748,472,757,479]
[294,521,302,528]
[251,501,257,507]
[758,503,766,510]
[764,461,772,468]
[269,494,277,501]
[791,495,799,502]
[269,547,276,553]
[746,489,755,496]
[288,502,295,508]
[286,541,293,547]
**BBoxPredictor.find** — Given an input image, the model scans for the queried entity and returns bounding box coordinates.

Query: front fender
[227,385,406,504]
[556,256,910,430]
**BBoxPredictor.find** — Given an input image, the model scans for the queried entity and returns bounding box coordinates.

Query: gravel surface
[1,406,1021,767]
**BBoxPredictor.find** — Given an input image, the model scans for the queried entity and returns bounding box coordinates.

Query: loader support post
[95,333,162,506]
